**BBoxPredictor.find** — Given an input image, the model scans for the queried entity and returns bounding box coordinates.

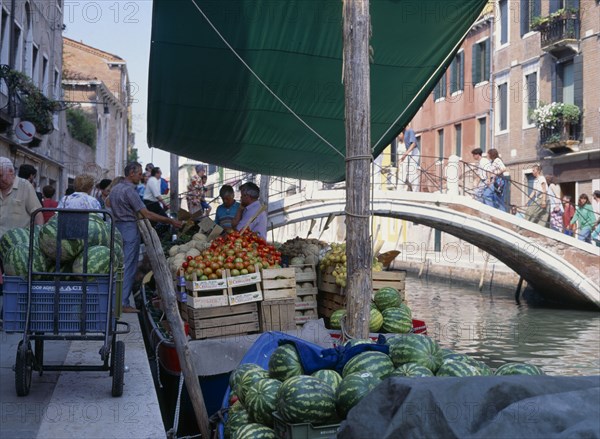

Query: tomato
[182,262,189,269]
[186,256,193,261]
[211,262,221,271]
[215,268,223,277]
[247,265,256,273]
[203,267,213,276]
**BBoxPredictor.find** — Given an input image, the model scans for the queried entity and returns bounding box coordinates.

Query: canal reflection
[405,274,600,376]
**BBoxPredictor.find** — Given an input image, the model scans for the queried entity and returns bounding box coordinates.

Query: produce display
[277,237,328,266]
[1,216,123,279]
[224,336,546,437]
[170,230,281,280]
[328,286,412,335]
[319,243,384,288]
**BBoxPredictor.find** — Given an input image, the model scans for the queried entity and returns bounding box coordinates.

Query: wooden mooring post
[138,219,210,438]
[343,0,372,339]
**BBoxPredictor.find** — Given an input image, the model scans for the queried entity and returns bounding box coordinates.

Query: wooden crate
[185,266,263,308]
[177,300,188,322]
[291,264,317,283]
[226,268,263,306]
[259,299,296,332]
[317,291,346,319]
[318,267,407,297]
[261,267,296,300]
[187,302,260,340]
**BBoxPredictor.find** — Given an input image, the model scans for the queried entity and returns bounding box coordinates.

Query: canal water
[404,273,600,376]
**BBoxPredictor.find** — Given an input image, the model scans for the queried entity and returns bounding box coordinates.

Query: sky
[63,0,174,177]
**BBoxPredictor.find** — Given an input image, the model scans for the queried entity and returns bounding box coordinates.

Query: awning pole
[343,0,372,339]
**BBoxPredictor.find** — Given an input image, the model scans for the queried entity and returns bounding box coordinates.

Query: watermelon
[436,359,482,377]
[381,304,412,333]
[236,368,270,405]
[494,362,545,376]
[235,423,276,439]
[72,245,110,275]
[311,369,343,393]
[373,287,403,311]
[3,245,48,278]
[390,363,434,377]
[388,334,443,373]
[268,344,304,381]
[0,227,30,255]
[369,308,384,332]
[87,215,110,247]
[329,309,346,330]
[39,220,83,263]
[342,351,394,380]
[230,363,265,390]
[344,338,374,348]
[224,404,249,439]
[276,375,337,425]
[335,372,380,419]
[245,378,282,427]
[475,360,493,376]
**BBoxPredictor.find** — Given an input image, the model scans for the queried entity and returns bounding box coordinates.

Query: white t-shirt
[143,176,162,202]
[533,175,547,197]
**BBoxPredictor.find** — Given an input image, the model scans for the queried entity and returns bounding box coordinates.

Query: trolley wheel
[111,341,125,397]
[15,341,33,396]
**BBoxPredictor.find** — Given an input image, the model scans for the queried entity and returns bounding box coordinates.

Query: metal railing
[540,14,580,48]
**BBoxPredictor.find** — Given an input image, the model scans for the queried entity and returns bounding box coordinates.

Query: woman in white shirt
[546,175,563,232]
[487,149,507,212]
[524,165,549,227]
[58,174,102,211]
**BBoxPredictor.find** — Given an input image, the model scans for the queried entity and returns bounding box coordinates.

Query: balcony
[540,120,581,154]
[536,10,580,57]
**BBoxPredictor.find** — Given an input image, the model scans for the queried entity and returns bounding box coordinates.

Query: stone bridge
[267,189,600,310]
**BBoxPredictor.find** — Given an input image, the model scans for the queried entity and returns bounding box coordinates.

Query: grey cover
[339,375,600,439]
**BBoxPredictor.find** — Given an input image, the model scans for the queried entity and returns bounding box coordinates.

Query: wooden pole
[343,0,372,339]
[479,252,490,291]
[137,219,210,438]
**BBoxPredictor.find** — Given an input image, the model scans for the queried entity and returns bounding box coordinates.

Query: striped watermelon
[381,304,412,333]
[39,220,83,263]
[388,334,443,373]
[373,287,402,311]
[344,339,374,348]
[276,375,337,425]
[3,245,48,278]
[390,363,434,377]
[494,362,545,376]
[87,215,110,247]
[369,308,384,332]
[72,245,110,275]
[235,423,276,439]
[224,404,249,439]
[335,372,380,420]
[329,309,346,329]
[475,360,493,376]
[436,359,482,377]
[311,369,343,393]
[237,368,270,405]
[245,378,282,427]
[0,227,30,255]
[113,227,124,266]
[230,363,265,390]
[342,351,394,380]
[268,344,304,381]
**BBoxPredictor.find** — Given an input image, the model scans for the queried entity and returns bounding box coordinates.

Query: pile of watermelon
[0,215,123,280]
[225,336,545,437]
[329,286,412,334]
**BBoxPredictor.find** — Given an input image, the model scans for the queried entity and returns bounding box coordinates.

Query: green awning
[148,0,488,182]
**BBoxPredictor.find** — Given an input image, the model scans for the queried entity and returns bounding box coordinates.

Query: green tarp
[148,0,488,182]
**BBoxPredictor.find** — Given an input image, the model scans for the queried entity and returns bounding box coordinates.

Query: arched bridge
[267,189,600,310]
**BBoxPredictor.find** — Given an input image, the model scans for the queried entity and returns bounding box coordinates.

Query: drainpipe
[7,0,16,116]
[489,15,494,151]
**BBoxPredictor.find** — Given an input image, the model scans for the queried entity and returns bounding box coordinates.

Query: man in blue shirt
[398,124,420,192]
[214,184,240,233]
[233,182,267,239]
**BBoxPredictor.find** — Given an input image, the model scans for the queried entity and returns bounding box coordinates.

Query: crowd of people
[464,151,600,246]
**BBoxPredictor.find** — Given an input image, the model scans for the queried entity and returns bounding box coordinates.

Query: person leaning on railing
[524,165,549,227]
[592,191,600,246]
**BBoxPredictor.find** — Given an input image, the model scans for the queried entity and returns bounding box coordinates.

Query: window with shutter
[438,129,444,161]
[478,117,487,151]
[455,124,462,157]
[525,72,538,125]
[499,0,508,45]
[498,82,508,132]
[450,52,464,93]
[472,40,489,85]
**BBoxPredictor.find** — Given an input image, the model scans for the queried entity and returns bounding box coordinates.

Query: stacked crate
[317,266,407,319]
[292,264,318,328]
[259,267,296,332]
[181,266,263,340]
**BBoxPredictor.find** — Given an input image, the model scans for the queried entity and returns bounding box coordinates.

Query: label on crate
[227,272,261,287]
[31,284,88,292]
[295,301,317,310]
[188,294,230,309]
[178,276,186,287]
[188,279,227,291]
[229,290,263,306]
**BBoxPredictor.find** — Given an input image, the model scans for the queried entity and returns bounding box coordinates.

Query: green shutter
[472,43,480,84]
[484,39,491,80]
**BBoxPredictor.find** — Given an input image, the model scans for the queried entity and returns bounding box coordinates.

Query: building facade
[62,37,131,179]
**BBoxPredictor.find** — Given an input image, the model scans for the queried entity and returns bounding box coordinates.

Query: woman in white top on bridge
[524,165,549,227]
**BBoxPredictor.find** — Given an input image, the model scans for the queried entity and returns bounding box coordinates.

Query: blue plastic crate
[2,276,114,333]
